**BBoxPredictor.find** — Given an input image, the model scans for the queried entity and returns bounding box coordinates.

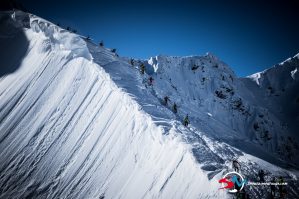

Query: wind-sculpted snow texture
[0,10,298,199]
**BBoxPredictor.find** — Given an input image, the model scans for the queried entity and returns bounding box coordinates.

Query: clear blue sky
[19,0,299,76]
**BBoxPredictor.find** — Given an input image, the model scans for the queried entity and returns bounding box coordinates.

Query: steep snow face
[138,54,299,167]
[0,11,228,199]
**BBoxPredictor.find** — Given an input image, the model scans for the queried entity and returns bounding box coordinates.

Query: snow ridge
[0,11,226,199]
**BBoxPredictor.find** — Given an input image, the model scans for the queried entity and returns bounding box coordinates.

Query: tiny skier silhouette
[148,76,154,86]
[173,103,177,113]
[140,63,145,74]
[183,114,189,127]
[258,169,265,182]
[232,160,241,172]
[164,96,169,105]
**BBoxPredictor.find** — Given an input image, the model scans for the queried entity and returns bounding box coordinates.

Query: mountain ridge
[0,10,298,199]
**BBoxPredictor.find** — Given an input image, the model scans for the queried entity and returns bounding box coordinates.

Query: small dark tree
[111,48,117,53]
[215,90,226,99]
[261,130,269,140]
[268,86,274,94]
[253,123,259,131]
[130,58,134,66]
[191,64,199,71]
[234,98,242,109]
[225,87,233,93]
[99,40,104,47]
[213,64,218,68]
[66,26,70,31]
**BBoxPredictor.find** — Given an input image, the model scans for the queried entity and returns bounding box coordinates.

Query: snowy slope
[0,10,299,199]
[0,10,227,199]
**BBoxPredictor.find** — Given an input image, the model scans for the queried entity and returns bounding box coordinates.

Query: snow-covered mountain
[0,10,298,199]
